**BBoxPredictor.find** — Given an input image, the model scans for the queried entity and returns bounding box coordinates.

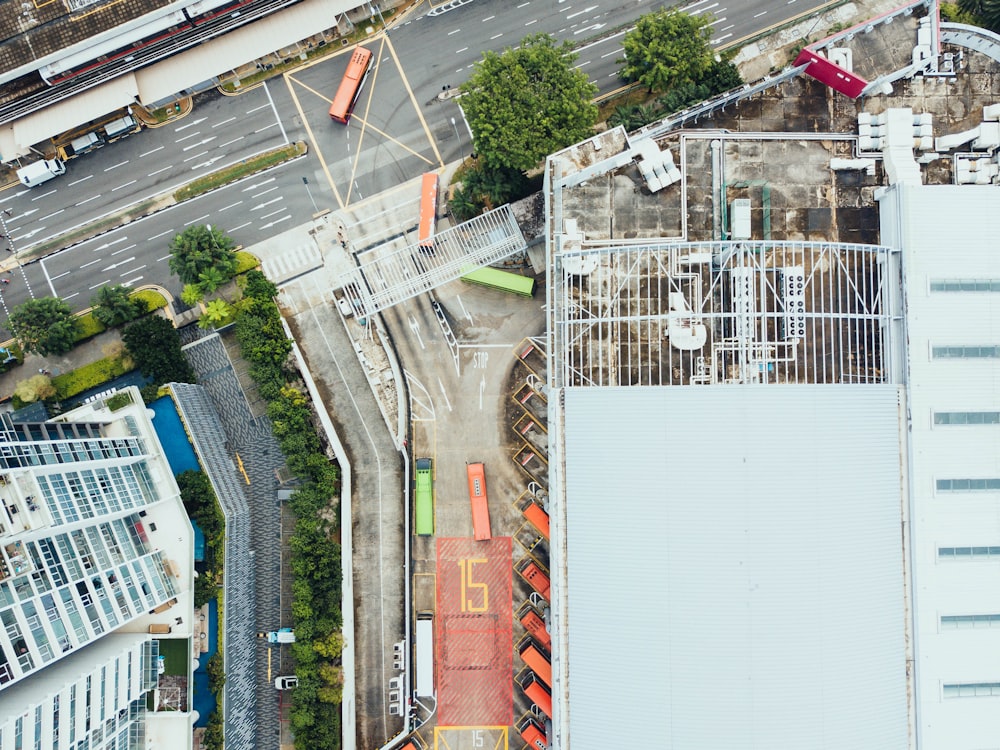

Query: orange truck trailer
[522,501,549,540]
[519,640,552,688]
[517,559,550,600]
[520,672,552,718]
[519,604,551,651]
[517,717,547,750]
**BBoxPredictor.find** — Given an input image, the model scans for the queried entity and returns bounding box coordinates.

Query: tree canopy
[460,33,598,172]
[956,0,1000,30]
[620,9,715,94]
[8,297,79,356]
[168,225,238,288]
[122,316,195,385]
[90,284,147,327]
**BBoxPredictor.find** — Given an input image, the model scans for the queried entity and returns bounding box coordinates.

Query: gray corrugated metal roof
[560,384,907,749]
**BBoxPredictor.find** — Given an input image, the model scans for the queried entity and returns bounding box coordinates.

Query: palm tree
[91,284,146,327]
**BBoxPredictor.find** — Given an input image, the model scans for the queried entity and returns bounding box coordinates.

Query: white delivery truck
[16,159,66,188]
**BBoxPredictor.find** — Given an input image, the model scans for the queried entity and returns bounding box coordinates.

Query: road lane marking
[122,276,144,286]
[120,264,145,277]
[525,18,537,25]
[754,9,768,16]
[709,16,727,26]
[251,197,282,211]
[156,254,171,262]
[566,5,597,19]
[184,214,210,226]
[182,150,209,163]
[212,117,237,128]
[104,160,129,171]
[40,209,64,220]
[111,243,137,256]
[262,80,289,145]
[259,207,286,219]
[243,177,276,192]
[253,186,280,199]
[219,201,243,212]
[448,28,461,34]
[517,1,530,6]
[68,175,93,186]
[483,15,494,21]
[218,136,245,148]
[183,137,217,152]
[49,270,71,281]
[245,103,270,114]
[490,33,503,40]
[89,279,111,290]
[175,131,202,143]
[148,166,172,177]
[112,180,137,192]
[174,117,206,131]
[227,221,252,232]
[30,189,56,201]
[254,122,278,134]
[75,195,101,206]
[81,258,101,268]
[147,229,173,241]
[456,47,468,53]
[139,145,164,157]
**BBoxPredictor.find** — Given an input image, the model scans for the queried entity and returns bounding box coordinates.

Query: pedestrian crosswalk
[260,241,322,284]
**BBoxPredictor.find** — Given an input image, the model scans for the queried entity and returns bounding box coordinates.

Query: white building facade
[0,389,195,749]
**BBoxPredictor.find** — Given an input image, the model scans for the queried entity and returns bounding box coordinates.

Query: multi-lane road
[0,0,832,335]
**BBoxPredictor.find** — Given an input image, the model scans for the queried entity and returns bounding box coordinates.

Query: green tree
[90,284,147,327]
[168,225,237,286]
[181,284,204,307]
[122,316,196,385]
[460,33,598,171]
[198,299,232,329]
[241,269,278,300]
[8,297,79,356]
[958,0,1000,28]
[620,9,714,94]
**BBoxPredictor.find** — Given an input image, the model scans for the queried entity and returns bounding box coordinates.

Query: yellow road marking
[283,69,345,209]
[384,35,444,168]
[287,76,334,106]
[350,116,437,166]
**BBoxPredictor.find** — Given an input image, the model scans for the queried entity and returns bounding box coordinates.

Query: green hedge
[131,289,169,312]
[234,251,260,275]
[70,289,171,345]
[51,357,133,400]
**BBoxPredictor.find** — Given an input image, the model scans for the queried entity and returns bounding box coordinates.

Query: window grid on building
[941,613,1000,629]
[936,478,1000,492]
[932,345,1000,359]
[943,682,1000,697]
[930,279,1000,292]
[934,411,1000,425]
[938,546,1000,559]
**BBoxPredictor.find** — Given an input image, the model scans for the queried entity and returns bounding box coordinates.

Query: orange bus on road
[418,172,438,252]
[329,47,373,123]
[466,462,492,541]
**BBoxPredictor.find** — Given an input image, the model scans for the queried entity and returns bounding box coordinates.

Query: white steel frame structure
[348,204,525,316]
[548,240,904,389]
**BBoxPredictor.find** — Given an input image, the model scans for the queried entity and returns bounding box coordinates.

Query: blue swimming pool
[192,598,218,727]
[149,397,200,476]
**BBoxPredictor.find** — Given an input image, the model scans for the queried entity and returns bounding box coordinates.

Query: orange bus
[329,47,373,123]
[418,172,438,252]
[519,640,552,687]
[466,462,492,541]
[519,605,551,651]
[520,672,552,719]
[522,502,549,541]
[517,559,550,600]
[517,717,547,750]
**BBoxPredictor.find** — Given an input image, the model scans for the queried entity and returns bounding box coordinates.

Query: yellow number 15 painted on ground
[457,558,489,612]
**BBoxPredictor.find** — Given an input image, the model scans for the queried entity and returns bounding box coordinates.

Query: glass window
[938,546,1000,559]
[936,478,1000,493]
[932,346,1000,359]
[943,682,1000,698]
[934,411,1000,425]
[930,279,1000,293]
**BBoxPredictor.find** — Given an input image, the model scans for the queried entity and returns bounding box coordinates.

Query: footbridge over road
[346,204,526,317]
